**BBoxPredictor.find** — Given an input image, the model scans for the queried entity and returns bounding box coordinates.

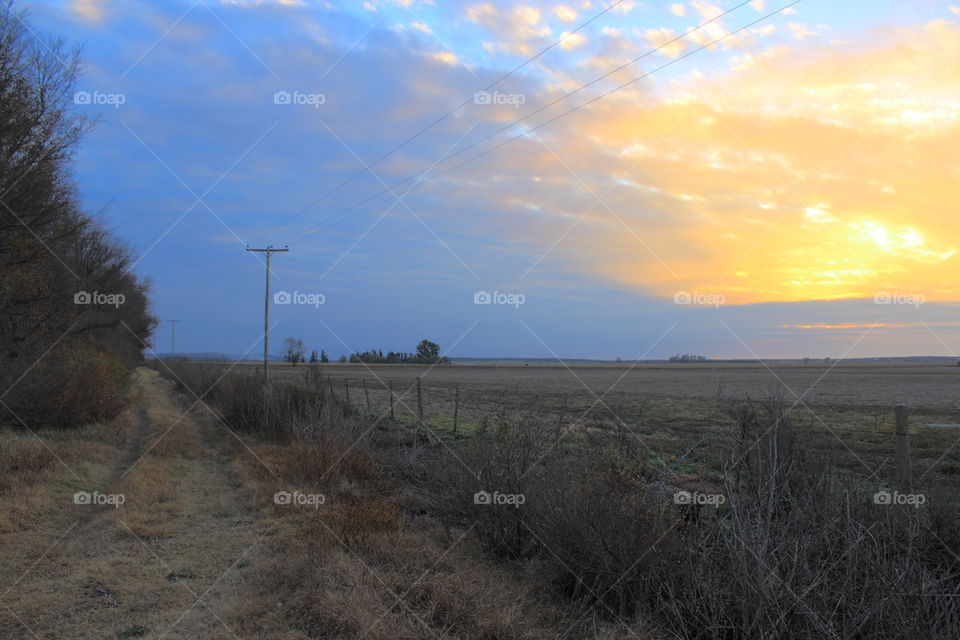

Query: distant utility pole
[168,319,181,357]
[245,245,289,381]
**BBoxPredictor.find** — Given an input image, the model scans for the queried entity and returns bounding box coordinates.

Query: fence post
[389,380,395,421]
[895,404,912,492]
[453,383,460,433]
[557,393,567,440]
[327,376,335,400]
[363,378,371,414]
[417,377,424,424]
[344,378,351,406]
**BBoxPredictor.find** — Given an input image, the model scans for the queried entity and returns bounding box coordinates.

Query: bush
[432,391,960,639]
[7,341,129,428]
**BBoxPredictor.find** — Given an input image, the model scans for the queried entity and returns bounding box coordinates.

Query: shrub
[8,340,128,428]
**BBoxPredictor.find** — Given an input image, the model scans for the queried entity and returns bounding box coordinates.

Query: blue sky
[24,0,960,359]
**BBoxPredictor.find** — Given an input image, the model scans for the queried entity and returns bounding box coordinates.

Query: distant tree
[309,349,318,364]
[338,354,347,363]
[320,349,329,363]
[416,339,440,363]
[670,354,707,363]
[283,337,305,364]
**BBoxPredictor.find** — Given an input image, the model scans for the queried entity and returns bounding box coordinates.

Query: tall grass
[433,393,960,639]
[157,361,960,638]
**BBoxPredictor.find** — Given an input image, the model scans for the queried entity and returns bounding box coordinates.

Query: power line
[258,0,628,242]
[295,0,799,237]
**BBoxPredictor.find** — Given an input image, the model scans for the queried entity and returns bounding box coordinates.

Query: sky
[23,0,960,360]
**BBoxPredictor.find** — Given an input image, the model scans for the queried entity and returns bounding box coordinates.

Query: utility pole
[168,319,181,357]
[246,245,289,381]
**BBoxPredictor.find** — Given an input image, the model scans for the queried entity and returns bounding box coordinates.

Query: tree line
[282,338,448,365]
[0,2,155,428]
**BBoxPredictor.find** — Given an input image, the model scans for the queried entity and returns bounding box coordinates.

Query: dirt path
[0,368,261,639]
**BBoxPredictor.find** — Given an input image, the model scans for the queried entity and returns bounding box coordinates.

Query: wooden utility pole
[245,245,289,381]
[168,319,181,357]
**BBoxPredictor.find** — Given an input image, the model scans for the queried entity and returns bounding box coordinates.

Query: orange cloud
[491,17,960,305]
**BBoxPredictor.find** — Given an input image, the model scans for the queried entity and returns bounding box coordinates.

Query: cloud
[670,3,686,17]
[559,30,585,49]
[446,18,960,305]
[466,4,550,41]
[553,5,578,22]
[70,0,109,23]
[40,0,960,358]
[645,27,688,58]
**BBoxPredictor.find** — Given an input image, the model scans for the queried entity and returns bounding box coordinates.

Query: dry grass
[205,377,651,639]
[0,368,261,639]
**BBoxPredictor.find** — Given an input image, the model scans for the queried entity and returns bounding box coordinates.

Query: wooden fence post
[557,393,567,440]
[389,380,395,421]
[344,378,351,406]
[417,377,424,424]
[327,376,335,400]
[363,378,371,414]
[453,383,460,433]
[895,404,912,492]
